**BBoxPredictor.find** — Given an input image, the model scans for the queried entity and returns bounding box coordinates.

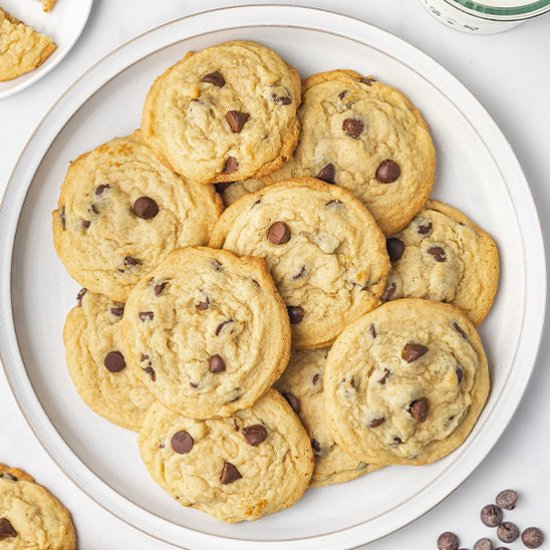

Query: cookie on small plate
[209,177,390,350]
[324,299,490,466]
[138,390,313,523]
[52,131,223,302]
[63,289,154,431]
[382,200,499,325]
[142,40,301,185]
[121,247,291,418]
[0,465,76,549]
[275,349,380,487]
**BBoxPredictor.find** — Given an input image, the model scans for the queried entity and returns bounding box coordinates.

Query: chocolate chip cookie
[141,40,301,185]
[0,465,76,549]
[382,200,499,325]
[138,390,313,522]
[63,289,154,431]
[324,298,490,466]
[209,177,390,350]
[121,247,291,418]
[275,349,380,487]
[52,131,223,302]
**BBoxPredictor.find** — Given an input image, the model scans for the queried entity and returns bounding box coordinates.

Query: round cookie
[324,299,490,466]
[52,131,223,302]
[382,200,499,325]
[63,289,155,431]
[0,465,76,549]
[141,40,301,185]
[209,178,391,350]
[138,390,313,523]
[121,247,291,419]
[275,349,380,487]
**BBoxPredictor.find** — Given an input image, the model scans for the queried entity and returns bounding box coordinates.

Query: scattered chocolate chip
[381,283,396,302]
[153,281,168,296]
[110,306,125,317]
[312,373,320,385]
[481,504,503,527]
[226,110,250,133]
[82,219,91,229]
[350,376,357,389]
[437,532,460,550]
[210,259,223,271]
[272,93,292,105]
[267,221,291,245]
[214,182,233,194]
[242,424,268,446]
[317,163,335,184]
[287,305,305,324]
[456,367,464,384]
[338,90,348,100]
[473,538,493,550]
[233,419,239,431]
[282,392,300,414]
[386,238,405,262]
[342,118,364,138]
[220,461,242,484]
[409,398,429,422]
[496,489,517,510]
[189,382,198,388]
[208,354,225,373]
[223,157,238,174]
[428,246,446,262]
[522,527,544,548]
[171,430,194,454]
[0,518,17,540]
[325,199,342,207]
[90,204,99,215]
[143,366,156,381]
[368,417,385,428]
[360,76,376,86]
[497,522,519,544]
[291,266,306,280]
[104,351,126,373]
[201,71,225,87]
[311,438,321,453]
[0,473,17,481]
[378,368,390,385]
[77,288,87,306]
[402,342,428,363]
[418,222,433,235]
[393,436,403,445]
[369,323,377,338]
[376,160,401,183]
[215,320,233,336]
[139,311,154,322]
[124,256,141,267]
[453,321,468,340]
[133,197,159,220]
[196,299,209,311]
[95,184,110,195]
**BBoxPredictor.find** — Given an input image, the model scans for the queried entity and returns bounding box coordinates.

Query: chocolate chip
[325,199,343,207]
[133,197,159,220]
[0,473,17,481]
[104,351,126,372]
[90,204,99,215]
[153,281,168,296]
[77,288,87,306]
[456,367,464,384]
[312,373,320,385]
[139,311,154,322]
[189,382,198,388]
[267,221,291,245]
[360,76,376,86]
[386,238,405,262]
[220,461,242,484]
[82,219,91,229]
[453,321,468,339]
[376,160,401,183]
[342,118,364,138]
[282,392,300,414]
[143,366,156,381]
[233,419,239,431]
[402,342,428,363]
[378,368,390,385]
[381,282,396,302]
[95,184,110,195]
[428,246,446,262]
[226,111,250,133]
[437,532,460,550]
[215,320,233,336]
[196,299,209,311]
[495,489,517,510]
[473,538,493,550]
[338,90,348,100]
[317,163,335,184]
[522,527,544,548]
[124,256,141,267]
[481,504,503,527]
[418,222,433,235]
[272,93,292,105]
[311,438,321,453]
[201,71,225,87]
[210,259,223,271]
[408,398,428,422]
[242,424,268,446]
[208,354,225,373]
[0,518,17,540]
[171,430,194,454]
[291,266,306,280]
[287,305,304,324]
[497,522,519,544]
[369,323,377,338]
[223,157,238,174]
[393,436,403,444]
[110,306,125,317]
[368,417,385,428]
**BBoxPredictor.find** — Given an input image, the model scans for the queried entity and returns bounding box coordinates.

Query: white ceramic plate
[0,5,546,550]
[0,0,92,99]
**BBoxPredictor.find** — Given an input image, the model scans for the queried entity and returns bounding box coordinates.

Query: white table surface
[1,1,549,549]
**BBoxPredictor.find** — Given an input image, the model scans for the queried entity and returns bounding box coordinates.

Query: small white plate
[0,0,92,99]
[0,5,546,550]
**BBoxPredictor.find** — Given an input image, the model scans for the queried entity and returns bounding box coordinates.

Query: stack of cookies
[53,40,499,523]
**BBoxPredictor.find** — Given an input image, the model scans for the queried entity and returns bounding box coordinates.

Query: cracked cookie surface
[209,177,390,350]
[324,299,490,466]
[138,390,313,522]
[52,132,223,302]
[121,247,291,418]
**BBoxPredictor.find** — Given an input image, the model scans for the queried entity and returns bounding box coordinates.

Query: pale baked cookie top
[52,132,223,302]
[0,465,76,550]
[63,289,154,431]
[383,200,499,325]
[209,178,390,350]
[324,299,490,466]
[121,247,291,419]
[0,8,56,82]
[275,349,380,487]
[141,40,301,185]
[138,390,313,523]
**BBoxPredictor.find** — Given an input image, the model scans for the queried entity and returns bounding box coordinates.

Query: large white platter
[0,5,546,549]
